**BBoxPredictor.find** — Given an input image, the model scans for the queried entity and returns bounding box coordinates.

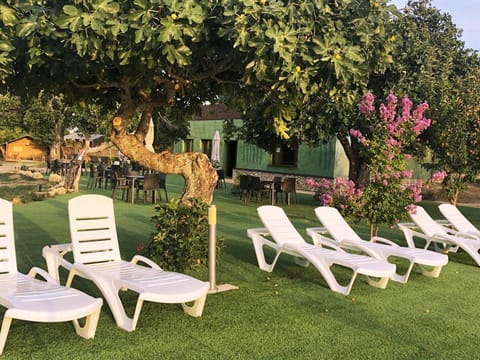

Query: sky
[389,0,480,51]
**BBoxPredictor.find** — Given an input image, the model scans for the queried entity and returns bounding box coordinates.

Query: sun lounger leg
[181,294,207,317]
[366,275,390,289]
[419,265,443,278]
[390,263,415,284]
[0,316,12,355]
[252,239,282,272]
[67,268,134,332]
[72,300,102,339]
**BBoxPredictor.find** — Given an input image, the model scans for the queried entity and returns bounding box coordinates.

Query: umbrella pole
[208,205,238,294]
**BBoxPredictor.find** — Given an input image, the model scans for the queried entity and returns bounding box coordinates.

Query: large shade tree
[234,0,398,184]
[385,0,480,204]
[0,0,396,203]
[0,93,23,151]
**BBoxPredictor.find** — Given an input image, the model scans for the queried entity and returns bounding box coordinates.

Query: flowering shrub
[306,178,362,220]
[308,92,446,237]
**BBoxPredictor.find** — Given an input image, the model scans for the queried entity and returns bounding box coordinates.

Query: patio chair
[306,207,448,283]
[438,203,480,237]
[141,173,160,203]
[399,205,480,266]
[0,198,102,355]
[158,173,168,202]
[43,194,209,332]
[247,205,396,295]
[111,168,130,201]
[280,177,297,205]
[216,169,226,189]
[239,175,250,202]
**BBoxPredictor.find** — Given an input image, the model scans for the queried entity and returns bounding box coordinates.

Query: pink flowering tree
[309,92,446,238]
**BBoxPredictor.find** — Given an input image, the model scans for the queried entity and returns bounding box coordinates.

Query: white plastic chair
[306,207,448,283]
[43,194,209,332]
[0,198,102,355]
[399,205,480,266]
[247,205,396,295]
[438,203,480,237]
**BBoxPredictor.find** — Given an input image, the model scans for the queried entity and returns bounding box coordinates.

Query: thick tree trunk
[65,161,81,190]
[111,116,217,205]
[337,134,369,186]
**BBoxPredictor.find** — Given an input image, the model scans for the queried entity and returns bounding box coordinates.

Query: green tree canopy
[0,0,397,202]
[0,92,24,145]
[386,0,480,204]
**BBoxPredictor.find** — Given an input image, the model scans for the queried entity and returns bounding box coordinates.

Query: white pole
[207,204,238,294]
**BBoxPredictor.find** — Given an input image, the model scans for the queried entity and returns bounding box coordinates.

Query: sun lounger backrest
[439,204,479,234]
[69,194,121,264]
[409,206,447,237]
[0,198,17,275]
[314,207,363,242]
[257,205,306,246]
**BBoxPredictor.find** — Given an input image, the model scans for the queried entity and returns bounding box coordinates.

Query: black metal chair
[239,175,250,202]
[216,169,226,189]
[246,176,265,203]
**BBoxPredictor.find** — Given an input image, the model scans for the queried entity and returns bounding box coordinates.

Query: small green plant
[146,198,223,272]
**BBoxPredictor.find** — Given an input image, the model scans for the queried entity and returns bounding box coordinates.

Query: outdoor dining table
[126,174,144,204]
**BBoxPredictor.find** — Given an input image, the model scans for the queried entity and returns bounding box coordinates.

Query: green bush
[146,198,224,272]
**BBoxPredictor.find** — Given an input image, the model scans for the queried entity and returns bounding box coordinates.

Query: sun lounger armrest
[131,255,162,270]
[42,244,74,282]
[431,232,458,242]
[247,228,281,250]
[305,227,338,248]
[371,236,400,247]
[247,228,287,272]
[397,223,430,248]
[450,230,479,239]
[27,266,57,283]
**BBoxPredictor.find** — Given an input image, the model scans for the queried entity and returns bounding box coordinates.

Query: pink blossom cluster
[306,177,362,208]
[406,180,423,203]
[349,129,368,145]
[358,92,375,117]
[379,93,397,123]
[431,170,447,183]
[405,204,417,214]
[412,102,431,135]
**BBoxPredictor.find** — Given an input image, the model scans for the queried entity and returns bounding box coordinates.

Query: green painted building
[173,105,349,189]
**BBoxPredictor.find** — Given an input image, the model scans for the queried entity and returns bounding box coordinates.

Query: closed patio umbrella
[211,130,221,164]
[145,117,155,152]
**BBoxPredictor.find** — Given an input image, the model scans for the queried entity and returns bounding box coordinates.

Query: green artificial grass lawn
[3,175,480,359]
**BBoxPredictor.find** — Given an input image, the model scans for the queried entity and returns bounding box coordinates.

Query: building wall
[5,137,48,161]
[174,118,350,183]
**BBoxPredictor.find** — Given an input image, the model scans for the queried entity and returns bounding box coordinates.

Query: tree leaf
[63,5,79,17]
[0,41,15,52]
[17,19,37,37]
[97,1,120,14]
[0,5,17,26]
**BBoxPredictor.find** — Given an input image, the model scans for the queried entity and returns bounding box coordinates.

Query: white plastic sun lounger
[399,205,480,266]
[0,198,102,354]
[247,205,396,295]
[438,203,480,237]
[306,207,448,283]
[42,194,209,332]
